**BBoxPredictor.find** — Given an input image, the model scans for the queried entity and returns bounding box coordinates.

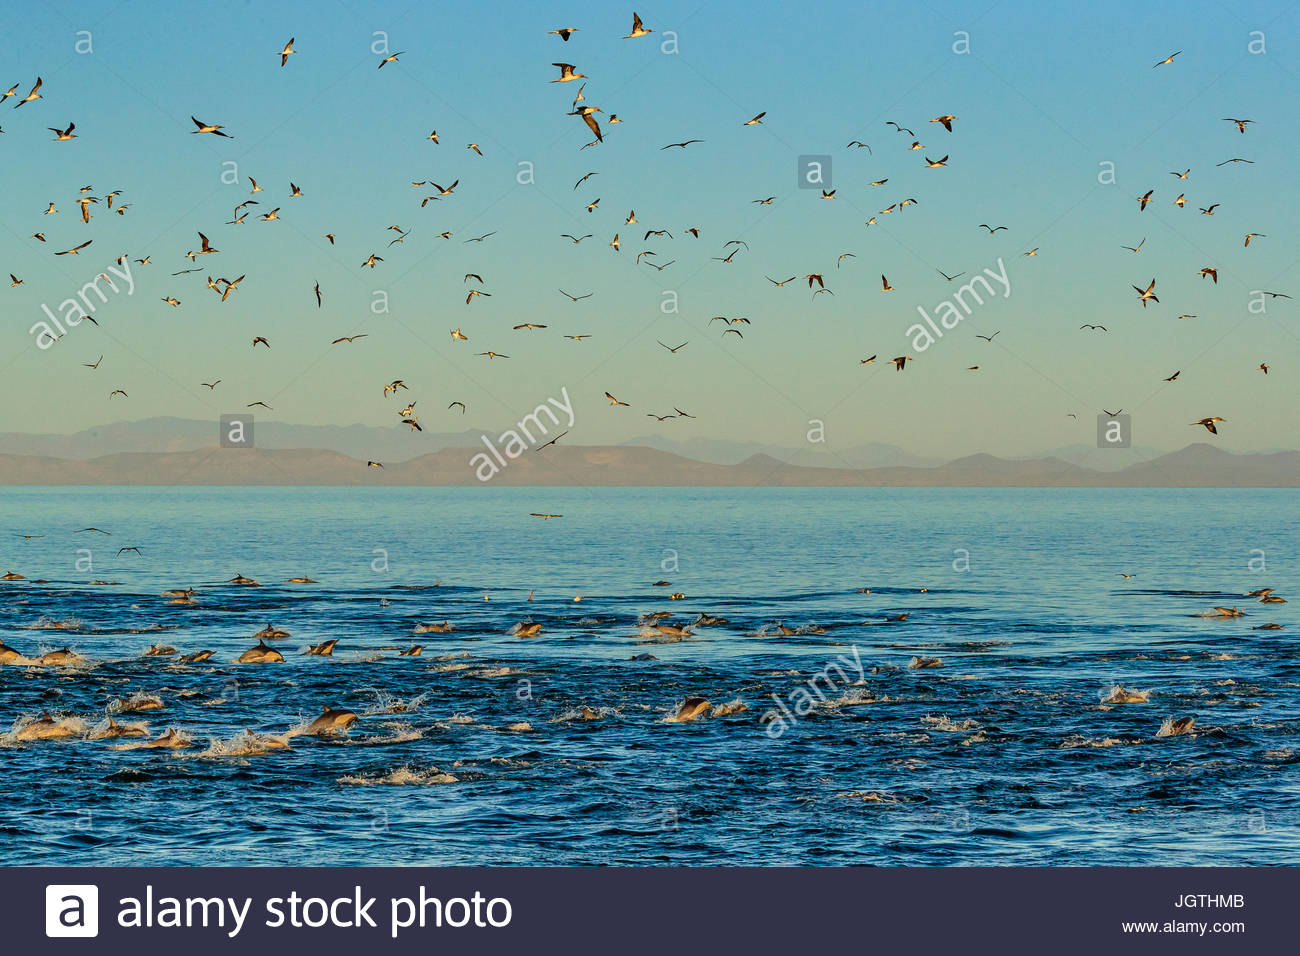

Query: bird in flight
[552,62,586,83]
[1132,278,1158,307]
[13,77,43,108]
[976,332,1000,342]
[658,341,688,353]
[1163,370,1181,382]
[1244,233,1266,247]
[605,392,629,406]
[191,116,231,137]
[880,274,894,292]
[278,37,296,66]
[1223,117,1253,133]
[930,114,958,131]
[548,27,579,42]
[624,12,654,38]
[1153,51,1181,67]
[1191,417,1226,435]
[979,224,1007,234]
[55,239,93,256]
[530,513,563,519]
[1198,267,1218,283]
[891,356,913,371]
[1200,204,1220,215]
[1080,324,1107,332]
[559,289,592,302]
[744,112,766,125]
[661,139,704,149]
[48,121,76,141]
[378,51,405,69]
[1121,237,1145,253]
[332,334,368,344]
[1136,189,1154,211]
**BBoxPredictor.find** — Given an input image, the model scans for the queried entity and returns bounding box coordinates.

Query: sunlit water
[0,486,1297,865]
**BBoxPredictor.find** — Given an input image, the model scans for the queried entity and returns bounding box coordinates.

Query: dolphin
[13,712,82,740]
[167,596,198,605]
[253,623,290,640]
[134,727,192,749]
[629,652,658,661]
[645,611,674,621]
[1260,594,1287,604]
[1,571,25,580]
[1196,606,1244,618]
[512,622,542,637]
[669,697,711,722]
[1252,623,1284,630]
[907,656,943,668]
[1156,716,1196,738]
[226,574,259,585]
[398,645,424,656]
[37,647,85,666]
[413,621,455,633]
[303,706,358,736]
[0,640,36,666]
[284,577,317,584]
[113,694,163,712]
[653,623,692,637]
[89,716,148,739]
[162,588,196,597]
[305,639,338,656]
[179,649,215,663]
[143,644,177,657]
[236,639,284,663]
[694,614,730,626]
[1102,685,1150,704]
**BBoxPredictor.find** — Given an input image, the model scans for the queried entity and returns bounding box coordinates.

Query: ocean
[0,486,1296,865]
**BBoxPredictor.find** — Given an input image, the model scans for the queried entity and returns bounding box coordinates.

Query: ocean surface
[0,486,1296,866]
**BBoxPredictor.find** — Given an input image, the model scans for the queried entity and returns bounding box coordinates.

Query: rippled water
[0,486,1297,865]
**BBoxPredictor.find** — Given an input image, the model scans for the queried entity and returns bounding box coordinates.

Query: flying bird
[624,12,654,38]
[191,116,231,137]
[55,240,92,255]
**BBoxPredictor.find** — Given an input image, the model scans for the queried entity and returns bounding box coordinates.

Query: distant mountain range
[0,432,1295,486]
[0,417,1171,471]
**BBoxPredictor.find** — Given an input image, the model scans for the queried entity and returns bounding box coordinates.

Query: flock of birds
[2,18,1285,469]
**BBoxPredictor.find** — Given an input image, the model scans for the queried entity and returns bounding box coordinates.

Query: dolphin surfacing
[236,639,284,664]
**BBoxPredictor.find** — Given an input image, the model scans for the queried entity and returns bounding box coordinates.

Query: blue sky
[1,0,1297,460]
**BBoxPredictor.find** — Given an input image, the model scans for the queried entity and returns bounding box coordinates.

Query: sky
[1,0,1298,463]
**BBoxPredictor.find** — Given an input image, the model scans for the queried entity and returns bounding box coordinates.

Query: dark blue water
[1,487,1297,865]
